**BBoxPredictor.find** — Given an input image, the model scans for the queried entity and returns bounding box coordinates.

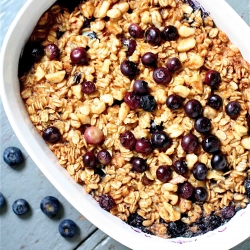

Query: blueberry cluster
[2,147,78,238]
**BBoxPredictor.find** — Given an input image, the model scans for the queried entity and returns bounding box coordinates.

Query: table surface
[0,0,250,249]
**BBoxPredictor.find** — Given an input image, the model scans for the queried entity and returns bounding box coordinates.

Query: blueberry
[220,205,235,219]
[244,177,250,199]
[206,215,222,230]
[0,193,5,208]
[139,94,157,112]
[3,147,24,167]
[40,196,60,217]
[149,120,164,133]
[127,213,153,234]
[168,220,187,237]
[82,31,98,40]
[58,219,77,238]
[12,199,29,215]
[98,194,116,211]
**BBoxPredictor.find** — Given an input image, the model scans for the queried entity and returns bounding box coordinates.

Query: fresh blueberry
[40,196,60,217]
[12,199,29,215]
[0,193,5,208]
[58,219,77,238]
[3,147,24,167]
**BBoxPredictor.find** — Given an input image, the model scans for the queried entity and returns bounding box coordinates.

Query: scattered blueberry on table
[58,219,77,238]
[0,192,6,208]
[3,147,24,167]
[40,196,60,217]
[12,199,30,215]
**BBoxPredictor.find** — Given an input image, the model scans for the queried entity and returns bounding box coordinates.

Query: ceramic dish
[1,0,250,249]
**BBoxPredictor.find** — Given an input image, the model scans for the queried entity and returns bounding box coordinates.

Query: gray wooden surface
[0,0,249,250]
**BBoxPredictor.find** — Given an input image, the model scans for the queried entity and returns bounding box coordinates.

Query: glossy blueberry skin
[207,94,223,110]
[119,131,136,149]
[120,60,139,78]
[184,99,203,119]
[178,182,194,199]
[12,199,29,215]
[3,147,24,167]
[141,52,158,67]
[99,194,116,211]
[194,117,211,134]
[0,193,5,208]
[225,101,241,119]
[132,157,148,173]
[181,134,199,153]
[40,196,60,217]
[161,25,179,41]
[45,44,60,60]
[145,27,161,46]
[58,219,77,238]
[192,162,208,180]
[204,70,221,89]
[83,152,96,168]
[156,165,172,183]
[82,81,96,94]
[166,94,184,110]
[166,57,182,72]
[42,126,62,144]
[135,138,153,154]
[151,131,171,149]
[128,24,143,38]
[153,67,172,85]
[173,160,188,176]
[133,80,149,95]
[211,153,227,171]
[97,150,112,165]
[70,47,88,65]
[122,38,137,57]
[194,187,207,202]
[201,134,220,154]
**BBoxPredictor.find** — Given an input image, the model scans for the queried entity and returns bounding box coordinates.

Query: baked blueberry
[3,147,24,167]
[98,194,116,211]
[58,219,77,238]
[40,196,60,217]
[0,192,5,208]
[139,95,157,112]
[12,199,29,215]
[168,220,187,238]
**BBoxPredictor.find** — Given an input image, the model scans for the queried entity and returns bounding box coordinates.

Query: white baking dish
[1,0,250,249]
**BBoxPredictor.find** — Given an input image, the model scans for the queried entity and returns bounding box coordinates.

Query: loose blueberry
[178,182,194,199]
[122,38,137,56]
[3,147,24,167]
[194,117,211,134]
[166,57,182,72]
[181,134,199,153]
[184,99,202,119]
[45,44,60,60]
[70,47,88,65]
[119,131,136,149]
[173,160,188,176]
[161,25,179,41]
[42,126,62,144]
[83,152,96,168]
[40,196,60,217]
[211,153,227,171]
[124,92,141,109]
[201,134,220,154]
[145,27,161,46]
[135,138,152,154]
[221,205,235,219]
[194,187,207,202]
[0,193,5,208]
[132,157,148,173]
[156,165,172,183]
[128,24,143,38]
[151,131,171,149]
[133,80,149,95]
[166,94,184,110]
[153,67,172,85]
[98,194,115,211]
[82,81,96,94]
[58,219,77,238]
[192,162,208,180]
[12,199,29,215]
[207,94,223,110]
[97,150,112,165]
[204,70,221,89]
[120,60,139,78]
[141,52,158,67]
[139,95,157,112]
[225,101,241,119]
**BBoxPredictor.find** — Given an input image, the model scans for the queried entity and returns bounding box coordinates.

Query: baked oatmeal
[19,0,250,238]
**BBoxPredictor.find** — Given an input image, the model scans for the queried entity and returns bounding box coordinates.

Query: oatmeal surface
[20,0,250,238]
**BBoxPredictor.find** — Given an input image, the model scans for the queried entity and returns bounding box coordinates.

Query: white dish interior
[1,0,250,249]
